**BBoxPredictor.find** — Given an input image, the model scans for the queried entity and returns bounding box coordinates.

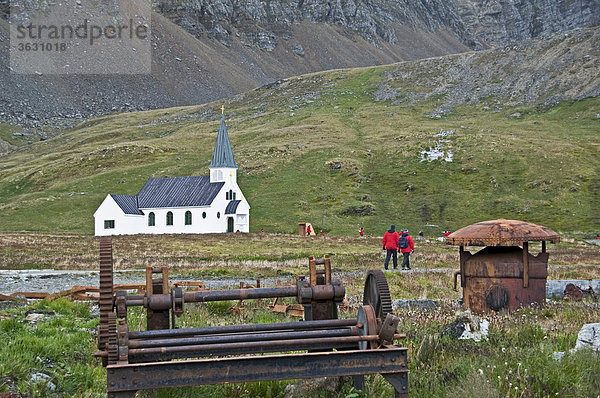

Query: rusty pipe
[128,318,358,339]
[95,334,405,360]
[298,284,345,303]
[128,327,359,349]
[128,334,406,358]
[125,286,300,309]
[127,284,344,311]
[453,271,461,291]
[185,286,298,302]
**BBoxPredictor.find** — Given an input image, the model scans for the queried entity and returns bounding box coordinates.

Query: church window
[104,220,115,229]
[233,192,236,200]
[185,211,192,225]
[202,212,207,219]
[148,212,155,226]
[166,211,173,226]
[217,212,221,219]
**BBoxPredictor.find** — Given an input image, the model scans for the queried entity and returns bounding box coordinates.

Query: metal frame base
[107,347,408,397]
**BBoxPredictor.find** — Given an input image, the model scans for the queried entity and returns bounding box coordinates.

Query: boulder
[553,322,600,360]
[341,205,375,217]
[441,310,489,342]
[546,280,600,298]
[563,283,584,301]
[30,372,56,392]
[393,299,438,311]
[284,376,348,398]
[574,323,600,352]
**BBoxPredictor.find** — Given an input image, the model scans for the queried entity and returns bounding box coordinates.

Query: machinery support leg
[352,375,364,390]
[383,372,409,398]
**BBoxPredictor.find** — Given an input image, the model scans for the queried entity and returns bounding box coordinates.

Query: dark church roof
[107,118,239,215]
[209,117,237,169]
[110,194,144,215]
[137,176,224,208]
[225,200,241,214]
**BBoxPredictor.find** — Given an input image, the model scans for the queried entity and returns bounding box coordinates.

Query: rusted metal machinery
[96,237,408,397]
[446,219,560,313]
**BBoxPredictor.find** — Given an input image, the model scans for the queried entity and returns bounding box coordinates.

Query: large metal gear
[98,237,114,354]
[363,270,393,322]
[107,312,118,365]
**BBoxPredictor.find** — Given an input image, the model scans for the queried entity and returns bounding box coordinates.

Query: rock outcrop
[155,0,600,51]
[456,0,600,48]
[0,0,598,126]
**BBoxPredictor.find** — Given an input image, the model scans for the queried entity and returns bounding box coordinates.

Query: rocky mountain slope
[0,0,598,128]
[157,0,599,50]
[0,27,598,234]
[374,28,600,117]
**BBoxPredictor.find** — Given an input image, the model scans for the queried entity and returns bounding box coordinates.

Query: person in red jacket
[399,230,415,270]
[382,224,400,270]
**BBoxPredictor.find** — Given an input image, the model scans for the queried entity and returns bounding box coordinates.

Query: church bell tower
[209,110,238,184]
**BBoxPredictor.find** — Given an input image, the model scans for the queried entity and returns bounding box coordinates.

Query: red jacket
[399,233,415,253]
[382,231,400,250]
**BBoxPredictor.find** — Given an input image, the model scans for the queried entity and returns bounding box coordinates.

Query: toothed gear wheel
[363,269,393,322]
[107,312,118,365]
[98,237,114,352]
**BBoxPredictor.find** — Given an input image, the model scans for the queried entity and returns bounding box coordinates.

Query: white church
[94,116,250,236]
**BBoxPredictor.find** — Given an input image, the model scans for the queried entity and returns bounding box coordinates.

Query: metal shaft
[128,335,382,357]
[128,318,358,339]
[184,286,298,302]
[128,327,358,349]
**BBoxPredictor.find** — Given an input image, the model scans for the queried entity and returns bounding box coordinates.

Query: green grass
[0,298,105,396]
[2,294,599,397]
[0,62,599,235]
[0,235,599,397]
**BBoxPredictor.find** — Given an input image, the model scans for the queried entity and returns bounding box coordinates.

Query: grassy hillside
[0,34,598,236]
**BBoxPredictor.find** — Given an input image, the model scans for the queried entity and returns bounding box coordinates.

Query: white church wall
[93,195,144,236]
[139,206,229,234]
[233,201,250,232]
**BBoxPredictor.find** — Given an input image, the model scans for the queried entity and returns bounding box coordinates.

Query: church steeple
[210,116,237,169]
[209,114,237,183]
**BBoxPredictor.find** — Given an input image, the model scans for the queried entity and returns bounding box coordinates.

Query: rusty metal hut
[446,219,560,313]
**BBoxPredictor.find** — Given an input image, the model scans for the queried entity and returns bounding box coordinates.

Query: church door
[227,217,234,233]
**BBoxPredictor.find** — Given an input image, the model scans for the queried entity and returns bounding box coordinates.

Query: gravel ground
[0,268,458,296]
[0,269,298,295]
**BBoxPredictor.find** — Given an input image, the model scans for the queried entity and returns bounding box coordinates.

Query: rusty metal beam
[107,348,408,393]
[161,267,169,294]
[145,267,153,296]
[523,241,529,288]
